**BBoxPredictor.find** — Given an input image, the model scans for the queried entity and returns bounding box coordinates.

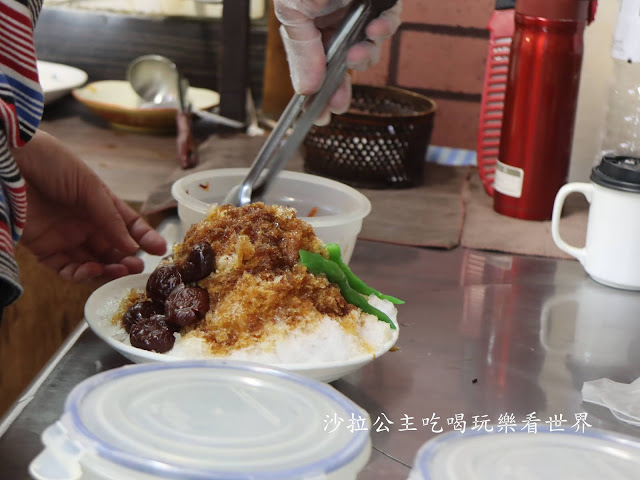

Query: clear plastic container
[29,361,372,480]
[408,427,640,480]
[598,0,640,160]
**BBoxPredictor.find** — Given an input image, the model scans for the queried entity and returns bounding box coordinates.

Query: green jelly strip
[326,243,404,304]
[299,250,396,330]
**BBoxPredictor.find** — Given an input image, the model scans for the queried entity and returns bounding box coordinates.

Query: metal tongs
[224,0,398,206]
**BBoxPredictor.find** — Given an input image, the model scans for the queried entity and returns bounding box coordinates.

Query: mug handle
[551,182,593,264]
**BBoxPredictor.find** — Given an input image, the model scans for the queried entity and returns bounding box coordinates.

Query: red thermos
[493,0,596,220]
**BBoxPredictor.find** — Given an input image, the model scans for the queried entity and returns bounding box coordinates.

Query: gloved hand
[274,0,402,125]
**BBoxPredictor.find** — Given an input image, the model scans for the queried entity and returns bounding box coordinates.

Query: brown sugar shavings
[196,263,356,356]
[169,203,354,355]
[173,203,324,274]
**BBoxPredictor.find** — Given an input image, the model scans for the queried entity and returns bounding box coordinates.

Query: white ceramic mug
[551,156,640,290]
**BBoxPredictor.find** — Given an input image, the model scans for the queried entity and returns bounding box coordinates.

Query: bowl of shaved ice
[85,203,400,382]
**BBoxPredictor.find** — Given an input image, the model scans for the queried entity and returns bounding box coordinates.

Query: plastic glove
[274,0,402,125]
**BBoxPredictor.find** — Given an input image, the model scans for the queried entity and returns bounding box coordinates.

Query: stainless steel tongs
[224,0,398,206]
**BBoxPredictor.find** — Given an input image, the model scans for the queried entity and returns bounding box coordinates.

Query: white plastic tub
[30,361,372,480]
[408,427,640,479]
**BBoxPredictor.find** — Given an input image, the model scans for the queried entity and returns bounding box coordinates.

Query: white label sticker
[612,0,640,62]
[494,161,524,198]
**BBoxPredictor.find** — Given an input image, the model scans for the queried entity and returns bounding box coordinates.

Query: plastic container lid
[29,361,371,480]
[516,0,591,20]
[496,0,515,10]
[410,427,640,480]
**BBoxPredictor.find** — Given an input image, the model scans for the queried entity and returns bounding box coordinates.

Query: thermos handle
[551,183,593,264]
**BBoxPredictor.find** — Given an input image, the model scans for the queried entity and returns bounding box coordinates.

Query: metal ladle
[126,55,244,129]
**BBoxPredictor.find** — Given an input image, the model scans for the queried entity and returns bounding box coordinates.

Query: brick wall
[353,0,495,150]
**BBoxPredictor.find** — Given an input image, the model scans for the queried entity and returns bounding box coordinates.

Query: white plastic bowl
[171,168,371,264]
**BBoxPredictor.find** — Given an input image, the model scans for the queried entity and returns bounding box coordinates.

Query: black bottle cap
[496,0,516,9]
[591,155,640,193]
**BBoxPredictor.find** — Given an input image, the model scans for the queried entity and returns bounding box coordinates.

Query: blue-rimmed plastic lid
[30,361,371,480]
[410,427,640,480]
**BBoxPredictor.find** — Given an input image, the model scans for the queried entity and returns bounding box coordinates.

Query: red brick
[397,30,487,94]
[430,99,481,150]
[401,0,494,29]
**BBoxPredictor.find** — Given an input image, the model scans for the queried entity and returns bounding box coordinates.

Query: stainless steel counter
[2,240,640,479]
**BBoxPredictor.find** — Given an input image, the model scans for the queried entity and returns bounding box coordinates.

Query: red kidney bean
[129,315,175,353]
[146,264,183,304]
[182,242,215,283]
[122,300,163,333]
[165,284,210,328]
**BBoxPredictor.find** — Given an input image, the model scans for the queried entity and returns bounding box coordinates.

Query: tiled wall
[353,0,495,150]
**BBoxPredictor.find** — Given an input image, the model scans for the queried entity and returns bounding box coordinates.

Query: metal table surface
[2,240,640,479]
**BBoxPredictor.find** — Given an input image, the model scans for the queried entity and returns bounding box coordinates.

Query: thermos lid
[591,155,640,193]
[496,0,516,10]
[516,0,590,20]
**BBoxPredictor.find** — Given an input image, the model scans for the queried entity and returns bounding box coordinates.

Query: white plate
[85,273,399,383]
[37,60,88,105]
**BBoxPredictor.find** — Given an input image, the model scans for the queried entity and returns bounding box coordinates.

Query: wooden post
[219,0,250,124]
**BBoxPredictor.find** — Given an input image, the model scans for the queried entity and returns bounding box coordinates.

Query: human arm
[274,0,402,124]
[12,130,167,282]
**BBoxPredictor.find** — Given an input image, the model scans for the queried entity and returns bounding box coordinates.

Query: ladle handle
[177,77,198,168]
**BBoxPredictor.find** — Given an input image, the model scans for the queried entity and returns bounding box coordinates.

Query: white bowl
[171,168,371,264]
[84,273,399,383]
[37,60,88,105]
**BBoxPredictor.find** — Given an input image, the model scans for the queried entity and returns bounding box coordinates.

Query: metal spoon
[126,55,244,129]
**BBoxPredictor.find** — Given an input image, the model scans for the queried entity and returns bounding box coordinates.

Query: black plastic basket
[303,84,437,189]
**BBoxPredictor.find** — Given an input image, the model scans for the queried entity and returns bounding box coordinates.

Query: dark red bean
[146,264,183,304]
[122,300,163,333]
[129,315,175,353]
[182,242,215,283]
[165,284,210,328]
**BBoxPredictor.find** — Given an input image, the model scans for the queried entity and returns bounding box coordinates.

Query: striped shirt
[0,0,43,306]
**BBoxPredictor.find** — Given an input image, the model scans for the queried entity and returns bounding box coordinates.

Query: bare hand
[13,131,167,282]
